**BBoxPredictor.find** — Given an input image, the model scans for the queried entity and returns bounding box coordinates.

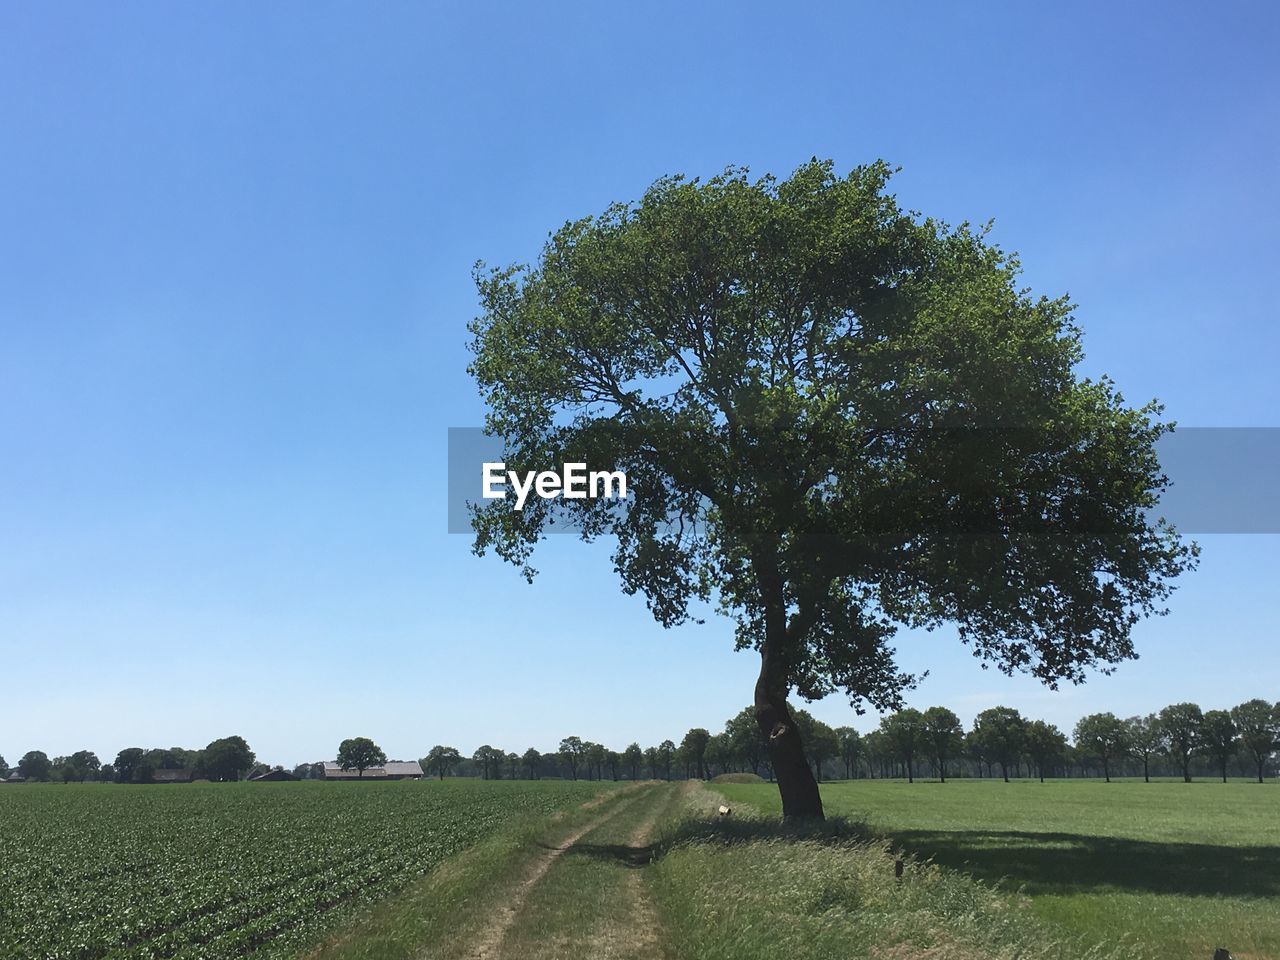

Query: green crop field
[715,778,1280,960]
[0,780,611,960]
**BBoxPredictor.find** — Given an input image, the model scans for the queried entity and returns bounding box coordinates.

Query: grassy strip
[719,780,1280,959]
[649,785,1127,960]
[301,783,628,960]
[496,782,684,960]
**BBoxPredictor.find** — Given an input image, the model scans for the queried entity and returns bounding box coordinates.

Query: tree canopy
[425,745,462,780]
[1073,712,1127,782]
[1159,702,1203,783]
[468,159,1195,816]
[17,751,51,782]
[1231,699,1280,784]
[337,737,387,777]
[202,736,255,782]
[921,706,963,782]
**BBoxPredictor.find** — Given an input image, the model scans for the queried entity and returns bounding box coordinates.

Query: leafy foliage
[336,737,387,777]
[468,158,1197,713]
[0,780,604,959]
[424,745,462,780]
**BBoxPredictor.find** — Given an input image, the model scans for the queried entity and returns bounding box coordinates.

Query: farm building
[151,769,195,783]
[249,768,297,782]
[322,760,424,780]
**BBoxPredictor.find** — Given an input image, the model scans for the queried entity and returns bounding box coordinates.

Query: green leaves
[0,781,603,959]
[336,738,387,775]
[468,158,1195,713]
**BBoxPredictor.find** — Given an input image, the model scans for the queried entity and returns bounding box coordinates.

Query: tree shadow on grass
[623,812,1279,901]
[566,842,657,868]
[564,814,873,870]
[654,813,874,854]
[884,828,1280,899]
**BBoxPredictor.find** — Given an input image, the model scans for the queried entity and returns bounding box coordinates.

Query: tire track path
[462,785,654,960]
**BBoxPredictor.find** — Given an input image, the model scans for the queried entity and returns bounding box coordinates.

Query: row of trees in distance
[337,698,1280,785]
[6,697,1276,785]
[0,736,256,783]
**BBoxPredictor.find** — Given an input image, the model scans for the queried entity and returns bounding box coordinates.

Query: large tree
[724,708,767,776]
[201,736,255,782]
[522,747,543,779]
[622,742,644,780]
[1230,699,1279,783]
[835,726,863,780]
[558,737,585,780]
[921,706,963,782]
[1025,720,1068,782]
[644,746,660,780]
[679,728,712,780]
[1199,710,1239,783]
[471,744,506,780]
[469,160,1196,817]
[863,730,889,779]
[972,707,1027,782]
[1159,703,1203,783]
[18,751,52,782]
[1124,714,1162,783]
[337,737,387,778]
[1073,712,1128,782]
[794,711,839,782]
[55,750,101,783]
[425,745,461,780]
[880,709,925,783]
[113,747,145,783]
[657,740,676,780]
[586,742,608,781]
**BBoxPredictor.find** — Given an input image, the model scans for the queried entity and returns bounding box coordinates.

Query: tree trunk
[1259,759,1265,784]
[754,648,823,819]
[1143,757,1149,783]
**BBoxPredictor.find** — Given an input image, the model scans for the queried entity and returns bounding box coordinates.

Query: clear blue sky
[2,3,1277,769]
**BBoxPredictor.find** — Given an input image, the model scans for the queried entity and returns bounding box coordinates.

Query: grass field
[715,778,1280,960]
[310,780,1101,960]
[0,779,612,959]
[5,778,1275,960]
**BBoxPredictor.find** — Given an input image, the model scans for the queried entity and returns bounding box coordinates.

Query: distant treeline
[395,699,1279,785]
[1,737,256,784]
[5,698,1277,785]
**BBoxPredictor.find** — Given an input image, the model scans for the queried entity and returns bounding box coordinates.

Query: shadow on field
[568,841,657,868]
[653,814,873,855]
[638,810,1280,901]
[887,829,1280,899]
[563,814,874,871]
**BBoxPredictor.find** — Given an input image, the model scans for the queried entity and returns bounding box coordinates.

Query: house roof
[322,759,424,779]
[383,761,424,777]
[323,762,384,778]
[249,768,297,781]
